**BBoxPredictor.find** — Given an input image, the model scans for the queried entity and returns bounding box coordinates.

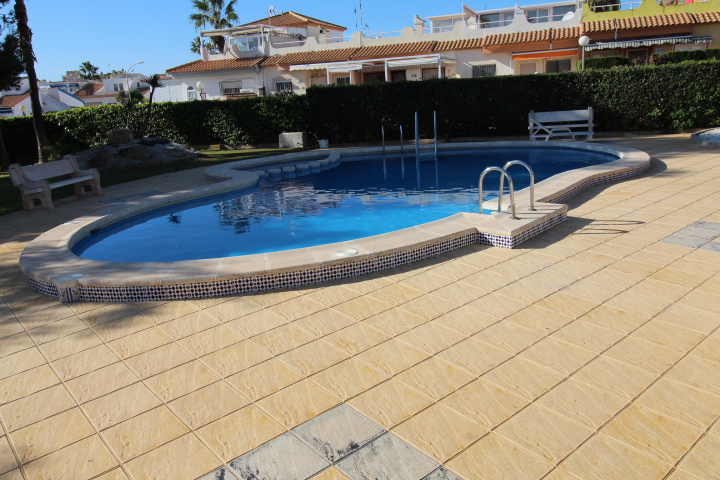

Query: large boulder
[74,138,197,171]
[107,128,134,144]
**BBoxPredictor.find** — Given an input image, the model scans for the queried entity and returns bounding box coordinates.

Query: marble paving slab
[660,221,720,251]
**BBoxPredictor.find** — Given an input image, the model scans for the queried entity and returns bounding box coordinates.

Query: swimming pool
[73,147,617,262]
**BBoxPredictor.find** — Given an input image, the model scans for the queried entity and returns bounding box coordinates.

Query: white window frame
[275,80,293,92]
[220,81,244,95]
[335,76,351,85]
[187,87,197,101]
[472,64,497,77]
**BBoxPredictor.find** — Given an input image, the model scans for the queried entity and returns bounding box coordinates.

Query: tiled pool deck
[1,134,719,480]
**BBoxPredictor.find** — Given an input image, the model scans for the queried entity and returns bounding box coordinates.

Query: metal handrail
[502,160,536,211]
[479,167,517,219]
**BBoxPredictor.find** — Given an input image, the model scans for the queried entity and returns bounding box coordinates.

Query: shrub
[578,56,630,70]
[653,48,720,65]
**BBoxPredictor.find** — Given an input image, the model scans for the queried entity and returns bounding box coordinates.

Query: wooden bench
[529,107,594,141]
[9,155,102,210]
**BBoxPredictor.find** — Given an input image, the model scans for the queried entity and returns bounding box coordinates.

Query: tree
[115,89,144,131]
[190,36,219,55]
[0,30,24,171]
[137,74,164,138]
[78,61,100,80]
[189,0,238,53]
[13,0,49,163]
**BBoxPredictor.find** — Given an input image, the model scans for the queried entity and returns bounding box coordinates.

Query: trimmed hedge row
[2,61,719,164]
[654,48,720,64]
[578,56,630,70]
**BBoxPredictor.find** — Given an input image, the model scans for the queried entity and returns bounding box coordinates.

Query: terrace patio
[0,133,718,480]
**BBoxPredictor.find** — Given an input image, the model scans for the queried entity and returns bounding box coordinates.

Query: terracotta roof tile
[0,93,29,108]
[261,52,312,66]
[482,26,581,47]
[303,47,359,63]
[350,41,437,59]
[74,83,105,97]
[239,11,345,31]
[582,12,720,33]
[433,38,484,52]
[166,57,266,73]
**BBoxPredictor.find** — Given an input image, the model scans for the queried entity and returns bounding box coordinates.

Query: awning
[288,54,455,72]
[512,48,579,60]
[585,35,712,51]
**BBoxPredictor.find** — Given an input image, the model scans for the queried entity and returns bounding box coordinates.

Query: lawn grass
[0,148,307,217]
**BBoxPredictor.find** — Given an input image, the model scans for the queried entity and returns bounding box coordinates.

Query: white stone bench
[529,107,594,141]
[9,155,102,210]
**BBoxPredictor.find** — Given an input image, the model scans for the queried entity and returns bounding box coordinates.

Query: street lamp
[125,61,144,128]
[579,36,590,71]
[197,81,206,100]
[19,105,27,116]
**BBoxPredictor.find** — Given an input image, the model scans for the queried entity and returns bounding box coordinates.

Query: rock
[107,128,133,144]
[74,140,198,172]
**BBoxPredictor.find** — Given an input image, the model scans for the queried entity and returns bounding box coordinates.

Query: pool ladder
[479,160,536,220]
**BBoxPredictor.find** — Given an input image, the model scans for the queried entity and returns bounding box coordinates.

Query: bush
[653,48,720,65]
[578,56,630,70]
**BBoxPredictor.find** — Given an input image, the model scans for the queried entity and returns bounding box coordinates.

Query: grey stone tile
[197,467,241,480]
[675,226,718,241]
[422,467,465,480]
[690,221,720,236]
[660,234,709,249]
[293,404,386,464]
[336,433,439,480]
[700,241,720,253]
[229,432,329,480]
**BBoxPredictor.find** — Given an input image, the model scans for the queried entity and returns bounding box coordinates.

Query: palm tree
[78,61,100,80]
[13,0,49,162]
[137,74,164,138]
[115,89,145,135]
[189,0,238,53]
[190,36,219,55]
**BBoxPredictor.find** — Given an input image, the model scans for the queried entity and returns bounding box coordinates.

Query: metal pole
[381,126,385,153]
[433,110,438,158]
[414,112,419,160]
[400,125,403,152]
[581,46,585,71]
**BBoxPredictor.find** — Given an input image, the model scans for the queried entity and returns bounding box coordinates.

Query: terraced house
[164,0,720,100]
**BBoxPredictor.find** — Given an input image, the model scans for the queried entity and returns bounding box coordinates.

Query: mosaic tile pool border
[19,141,650,303]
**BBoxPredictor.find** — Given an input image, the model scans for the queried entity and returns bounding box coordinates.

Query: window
[527,9,549,23]
[472,64,496,77]
[675,43,707,52]
[518,62,537,75]
[432,19,459,33]
[364,72,385,83]
[552,6,575,21]
[335,76,350,85]
[221,81,243,95]
[391,70,407,82]
[546,59,571,73]
[479,12,513,28]
[275,80,293,92]
[590,49,620,58]
[230,36,260,52]
[187,90,197,101]
[113,83,124,92]
[628,49,648,66]
[422,67,445,80]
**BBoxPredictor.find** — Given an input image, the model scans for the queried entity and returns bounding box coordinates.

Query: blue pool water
[73,147,616,262]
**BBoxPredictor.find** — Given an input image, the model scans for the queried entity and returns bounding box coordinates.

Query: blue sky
[4,0,510,81]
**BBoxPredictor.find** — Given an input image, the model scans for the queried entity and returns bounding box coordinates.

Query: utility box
[279,132,308,148]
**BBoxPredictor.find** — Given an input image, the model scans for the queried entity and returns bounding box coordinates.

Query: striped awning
[585,35,712,51]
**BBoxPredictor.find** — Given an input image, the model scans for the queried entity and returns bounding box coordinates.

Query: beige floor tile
[504,305,574,337]
[649,268,708,289]
[201,297,262,323]
[155,311,219,342]
[473,320,544,355]
[323,323,390,356]
[432,281,494,307]
[327,295,393,321]
[226,358,303,401]
[21,435,118,480]
[496,404,594,464]
[399,271,455,293]
[395,357,475,401]
[264,296,328,322]
[665,355,720,397]
[655,304,720,335]
[250,323,317,356]
[106,327,173,360]
[123,342,194,380]
[310,357,389,401]
[9,408,95,464]
[82,382,162,430]
[519,337,596,376]
[348,378,434,429]
[125,433,221,480]
[441,378,529,429]
[636,377,720,430]
[392,403,487,463]
[256,379,340,429]
[294,309,357,337]
[632,320,706,355]
[677,432,720,480]
[481,357,565,401]
[579,304,649,335]
[168,380,249,429]
[0,332,34,359]
[398,293,461,320]
[91,467,131,480]
[447,432,554,480]
[196,404,284,461]
[0,364,59,405]
[560,433,671,480]
[52,344,118,381]
[361,308,427,337]
[309,466,351,479]
[551,319,625,354]
[14,304,75,330]
[355,338,429,376]
[103,405,189,461]
[174,325,242,357]
[601,405,704,466]
[0,347,46,380]
[432,306,499,337]
[542,468,585,480]
[680,289,720,315]
[395,322,466,356]
[199,339,271,378]
[603,337,685,375]
[436,337,512,377]
[26,316,89,345]
[277,339,349,376]
[76,304,138,328]
[224,309,289,339]
[535,292,598,319]
[303,285,363,308]
[0,384,75,432]
[604,290,673,318]
[537,378,628,430]
[90,315,154,344]
[367,283,424,307]
[144,360,220,402]
[65,362,138,404]
[0,436,17,475]
[37,329,103,362]
[691,334,720,364]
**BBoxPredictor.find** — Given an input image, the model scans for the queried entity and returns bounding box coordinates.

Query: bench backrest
[15,158,77,183]
[531,108,592,123]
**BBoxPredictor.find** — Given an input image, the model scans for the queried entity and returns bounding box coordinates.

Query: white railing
[588,0,642,11]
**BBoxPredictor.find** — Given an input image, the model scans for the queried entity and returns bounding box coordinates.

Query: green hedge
[2,61,719,165]
[652,48,720,65]
[577,56,630,70]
